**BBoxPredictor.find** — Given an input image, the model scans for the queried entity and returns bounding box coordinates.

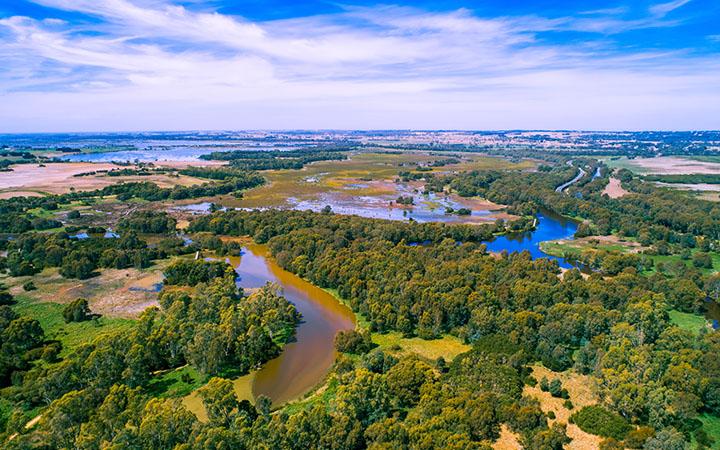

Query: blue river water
[484,210,579,269]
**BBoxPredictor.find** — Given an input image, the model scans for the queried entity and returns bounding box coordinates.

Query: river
[232,213,576,406]
[484,209,579,269]
[228,244,355,406]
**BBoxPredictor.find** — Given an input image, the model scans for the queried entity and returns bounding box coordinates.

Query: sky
[0,0,719,132]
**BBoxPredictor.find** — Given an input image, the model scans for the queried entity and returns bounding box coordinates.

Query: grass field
[148,365,206,399]
[699,413,720,446]
[668,310,708,335]
[540,237,720,276]
[372,332,470,362]
[11,294,136,357]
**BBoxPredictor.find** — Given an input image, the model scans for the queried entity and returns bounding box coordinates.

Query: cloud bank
[0,0,718,131]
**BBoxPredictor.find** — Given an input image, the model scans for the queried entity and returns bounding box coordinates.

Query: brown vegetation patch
[0,162,207,195]
[6,266,164,318]
[492,424,522,450]
[628,156,720,175]
[0,190,45,199]
[524,365,602,450]
[602,177,629,199]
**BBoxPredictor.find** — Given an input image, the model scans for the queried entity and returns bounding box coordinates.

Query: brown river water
[225,244,355,406]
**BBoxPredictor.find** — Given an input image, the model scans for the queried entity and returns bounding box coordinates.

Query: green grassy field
[699,413,720,447]
[371,331,470,362]
[644,251,720,276]
[11,294,136,357]
[148,365,206,398]
[668,310,708,335]
[540,238,720,276]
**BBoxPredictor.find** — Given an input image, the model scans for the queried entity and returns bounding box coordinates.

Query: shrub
[164,259,234,286]
[22,281,37,291]
[599,438,624,450]
[334,329,374,354]
[63,298,92,323]
[563,399,574,410]
[540,376,549,392]
[548,379,563,397]
[570,405,632,440]
[0,291,14,305]
[67,210,81,219]
[623,426,655,449]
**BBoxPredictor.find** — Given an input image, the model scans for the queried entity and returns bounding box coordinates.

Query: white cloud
[0,0,717,131]
[649,0,692,17]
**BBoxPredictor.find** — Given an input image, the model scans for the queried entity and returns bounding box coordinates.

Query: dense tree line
[117,211,177,234]
[163,259,236,286]
[188,208,514,246]
[199,148,348,170]
[3,231,189,279]
[642,173,720,184]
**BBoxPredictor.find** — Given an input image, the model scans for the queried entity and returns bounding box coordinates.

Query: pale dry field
[6,266,164,318]
[0,190,45,199]
[492,424,522,450]
[0,162,208,197]
[602,177,629,198]
[655,182,720,192]
[621,156,720,174]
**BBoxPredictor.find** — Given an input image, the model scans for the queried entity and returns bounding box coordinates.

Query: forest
[2,150,720,449]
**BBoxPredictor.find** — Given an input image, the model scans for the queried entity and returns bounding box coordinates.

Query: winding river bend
[232,214,577,406]
[228,244,355,406]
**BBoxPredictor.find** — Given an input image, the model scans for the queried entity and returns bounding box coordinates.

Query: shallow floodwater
[227,244,355,406]
[484,210,579,269]
[60,147,234,162]
[292,192,493,223]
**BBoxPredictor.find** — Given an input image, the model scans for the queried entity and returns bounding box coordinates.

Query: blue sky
[0,0,718,131]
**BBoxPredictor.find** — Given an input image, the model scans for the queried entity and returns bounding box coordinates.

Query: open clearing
[607,156,720,175]
[372,331,471,361]
[8,293,135,357]
[0,162,208,196]
[3,265,165,318]
[602,177,629,198]
[525,365,602,450]
[492,424,523,450]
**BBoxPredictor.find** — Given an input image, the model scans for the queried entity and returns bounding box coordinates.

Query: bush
[164,259,234,286]
[540,376,549,392]
[334,329,374,354]
[623,426,655,449]
[563,399,574,410]
[548,379,563,397]
[67,210,81,219]
[63,298,92,323]
[0,291,14,305]
[570,405,632,440]
[22,281,37,291]
[599,438,624,450]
